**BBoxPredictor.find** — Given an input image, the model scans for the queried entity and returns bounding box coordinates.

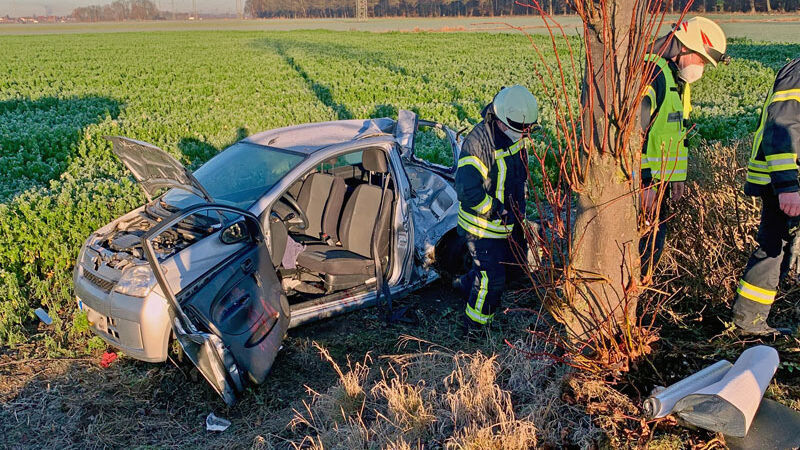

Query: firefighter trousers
[458,236,511,326]
[640,188,670,273]
[733,193,800,331]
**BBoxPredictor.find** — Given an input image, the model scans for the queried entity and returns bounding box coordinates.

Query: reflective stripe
[458,208,513,233]
[651,169,687,176]
[457,206,512,239]
[765,153,798,171]
[644,86,657,115]
[474,194,492,215]
[466,305,494,324]
[751,95,771,161]
[645,156,688,164]
[771,88,800,104]
[466,273,493,325]
[736,279,776,305]
[746,173,771,184]
[748,160,769,170]
[458,156,489,179]
[496,140,524,158]
[495,155,507,202]
[474,271,489,315]
[772,95,800,103]
[457,218,508,239]
[683,82,692,120]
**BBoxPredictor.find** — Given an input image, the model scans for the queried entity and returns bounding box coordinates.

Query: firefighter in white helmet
[640,17,729,272]
[453,85,539,333]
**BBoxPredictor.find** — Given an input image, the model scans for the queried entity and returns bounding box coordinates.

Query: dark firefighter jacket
[454,105,528,239]
[745,57,800,196]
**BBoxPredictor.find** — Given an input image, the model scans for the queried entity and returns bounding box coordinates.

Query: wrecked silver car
[73,110,466,404]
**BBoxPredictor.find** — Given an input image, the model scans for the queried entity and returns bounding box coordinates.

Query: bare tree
[514,0,682,370]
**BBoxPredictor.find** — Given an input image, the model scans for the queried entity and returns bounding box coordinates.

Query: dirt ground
[0,280,518,449]
[2,278,798,449]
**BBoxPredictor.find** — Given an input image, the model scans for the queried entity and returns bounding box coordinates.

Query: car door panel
[178,242,286,384]
[143,204,289,404]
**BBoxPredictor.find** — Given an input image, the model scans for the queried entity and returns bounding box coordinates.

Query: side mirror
[220,220,250,245]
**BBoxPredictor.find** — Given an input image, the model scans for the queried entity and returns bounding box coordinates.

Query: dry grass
[657,139,760,312]
[286,334,602,449]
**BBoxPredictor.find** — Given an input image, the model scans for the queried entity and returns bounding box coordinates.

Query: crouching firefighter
[453,85,538,334]
[733,57,800,337]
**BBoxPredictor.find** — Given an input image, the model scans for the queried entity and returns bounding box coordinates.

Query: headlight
[113,265,155,297]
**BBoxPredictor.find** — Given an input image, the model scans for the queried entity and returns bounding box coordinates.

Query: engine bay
[88,200,216,273]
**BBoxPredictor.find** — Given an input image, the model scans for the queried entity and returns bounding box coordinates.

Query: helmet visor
[505,117,540,133]
[705,46,730,65]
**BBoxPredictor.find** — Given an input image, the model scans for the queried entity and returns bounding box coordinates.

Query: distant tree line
[72,0,160,22]
[245,0,800,18]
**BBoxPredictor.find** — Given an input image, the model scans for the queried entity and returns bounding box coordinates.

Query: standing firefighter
[454,85,538,333]
[733,58,800,337]
[640,17,728,271]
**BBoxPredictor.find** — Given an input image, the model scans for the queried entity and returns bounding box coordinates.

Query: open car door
[395,109,460,179]
[142,202,289,405]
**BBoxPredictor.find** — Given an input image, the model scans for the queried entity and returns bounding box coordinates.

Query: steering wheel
[279,192,309,232]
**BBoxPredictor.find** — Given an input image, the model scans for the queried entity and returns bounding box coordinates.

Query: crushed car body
[73,110,465,404]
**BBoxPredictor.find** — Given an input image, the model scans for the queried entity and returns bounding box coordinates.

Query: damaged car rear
[73,110,466,404]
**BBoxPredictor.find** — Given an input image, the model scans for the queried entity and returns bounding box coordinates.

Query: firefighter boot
[732,297,793,337]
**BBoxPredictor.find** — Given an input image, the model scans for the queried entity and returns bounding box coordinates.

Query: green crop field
[1,29,798,349]
[2,25,800,448]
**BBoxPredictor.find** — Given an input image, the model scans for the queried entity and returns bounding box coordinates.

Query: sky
[0,0,236,16]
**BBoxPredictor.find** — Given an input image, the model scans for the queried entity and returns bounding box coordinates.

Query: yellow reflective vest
[642,54,690,183]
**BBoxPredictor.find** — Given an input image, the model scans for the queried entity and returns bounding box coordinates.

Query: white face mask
[503,128,523,142]
[678,64,704,84]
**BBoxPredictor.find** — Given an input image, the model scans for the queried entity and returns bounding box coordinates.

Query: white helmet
[492,85,539,132]
[673,17,729,66]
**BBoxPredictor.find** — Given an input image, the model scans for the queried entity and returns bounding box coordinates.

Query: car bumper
[74,270,171,363]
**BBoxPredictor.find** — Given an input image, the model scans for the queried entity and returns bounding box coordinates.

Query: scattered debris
[100,352,118,368]
[205,412,231,432]
[644,345,780,437]
[644,360,733,418]
[34,308,53,325]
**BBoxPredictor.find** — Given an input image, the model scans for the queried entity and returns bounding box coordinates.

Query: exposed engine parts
[91,201,208,273]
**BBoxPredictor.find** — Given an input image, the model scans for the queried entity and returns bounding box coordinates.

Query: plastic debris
[100,351,118,368]
[674,345,779,437]
[644,360,733,418]
[644,345,780,438]
[34,308,53,325]
[205,412,231,432]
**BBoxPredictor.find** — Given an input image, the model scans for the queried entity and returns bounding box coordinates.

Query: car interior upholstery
[277,148,395,297]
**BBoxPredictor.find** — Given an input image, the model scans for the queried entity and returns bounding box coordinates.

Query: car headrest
[362,148,388,173]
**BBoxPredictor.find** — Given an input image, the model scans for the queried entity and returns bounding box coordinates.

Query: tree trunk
[557,0,643,341]
[767,0,772,12]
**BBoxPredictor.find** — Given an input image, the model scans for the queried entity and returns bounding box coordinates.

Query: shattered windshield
[162,142,305,210]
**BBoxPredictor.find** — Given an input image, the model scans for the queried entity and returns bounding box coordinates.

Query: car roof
[243,118,396,154]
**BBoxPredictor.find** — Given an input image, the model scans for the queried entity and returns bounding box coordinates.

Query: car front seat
[293,171,346,243]
[295,149,394,292]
